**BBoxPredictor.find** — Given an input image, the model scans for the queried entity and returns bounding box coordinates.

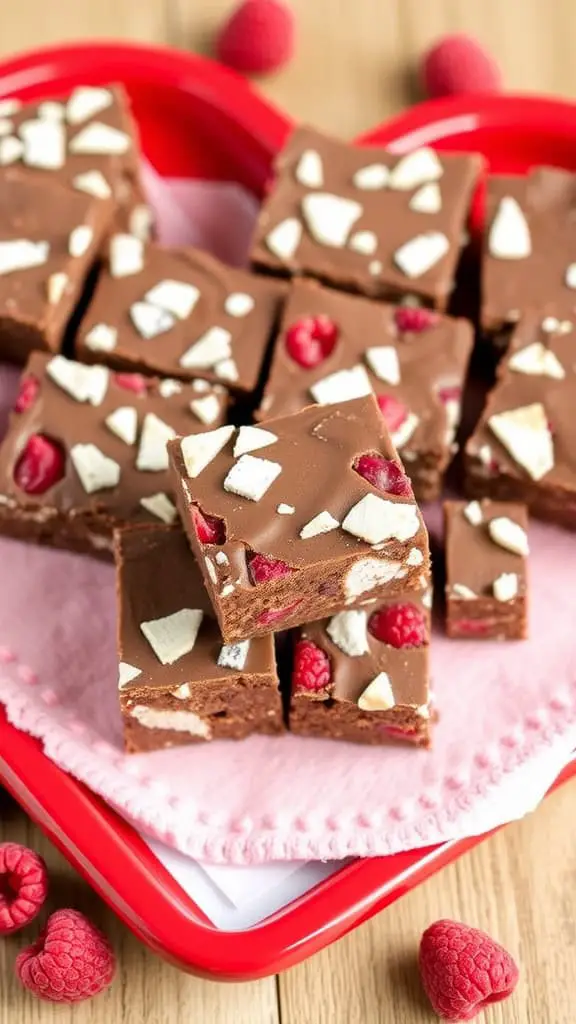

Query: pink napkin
[0,171,575,865]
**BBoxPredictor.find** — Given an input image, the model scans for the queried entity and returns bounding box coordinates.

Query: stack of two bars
[116,395,433,753]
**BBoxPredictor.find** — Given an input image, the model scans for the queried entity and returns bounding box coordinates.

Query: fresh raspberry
[353,453,412,498]
[248,551,294,584]
[368,603,427,648]
[376,394,409,435]
[421,35,502,99]
[257,599,302,627]
[394,306,440,333]
[292,639,331,693]
[114,372,148,395]
[192,505,225,545]
[285,315,339,368]
[0,843,48,935]
[419,919,519,1021]
[216,0,295,75]
[14,435,65,495]
[16,908,115,1004]
[14,375,40,413]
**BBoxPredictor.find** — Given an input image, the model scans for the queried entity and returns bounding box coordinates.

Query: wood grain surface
[0,1,575,1021]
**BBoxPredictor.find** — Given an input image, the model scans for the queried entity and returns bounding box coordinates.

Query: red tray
[0,40,575,981]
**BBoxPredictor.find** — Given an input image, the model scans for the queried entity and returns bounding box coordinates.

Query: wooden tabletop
[0,1,575,1021]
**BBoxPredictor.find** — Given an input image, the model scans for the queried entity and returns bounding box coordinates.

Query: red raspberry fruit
[421,34,502,99]
[354,453,412,498]
[369,603,427,648]
[394,306,440,333]
[114,372,148,395]
[16,908,116,1004]
[376,394,409,435]
[192,505,225,545]
[248,552,293,584]
[14,435,65,495]
[419,919,519,1021]
[257,599,302,627]
[216,0,295,76]
[285,315,339,368]
[14,375,40,413]
[292,639,331,693]
[0,843,48,935]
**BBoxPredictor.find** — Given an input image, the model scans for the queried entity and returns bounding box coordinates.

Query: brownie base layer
[465,463,576,532]
[446,596,527,640]
[0,503,116,560]
[289,695,430,747]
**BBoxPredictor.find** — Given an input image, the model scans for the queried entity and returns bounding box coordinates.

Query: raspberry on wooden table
[216,0,295,75]
[248,551,294,584]
[292,640,331,693]
[368,603,427,648]
[16,908,116,1003]
[13,375,40,413]
[192,505,226,545]
[394,306,440,333]
[419,919,519,1021]
[285,315,339,368]
[353,453,412,497]
[14,434,65,495]
[0,843,48,935]
[376,394,410,435]
[421,34,503,99]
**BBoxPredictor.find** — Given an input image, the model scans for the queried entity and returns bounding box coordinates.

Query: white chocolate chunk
[265,217,302,260]
[84,323,117,353]
[220,584,235,598]
[478,444,493,466]
[68,225,93,258]
[224,292,255,317]
[392,411,420,449]
[105,406,138,446]
[69,121,130,154]
[0,136,23,164]
[295,149,324,188]
[38,101,64,122]
[173,683,191,699]
[46,272,68,304]
[223,454,282,502]
[136,413,176,471]
[488,403,553,481]
[406,547,424,566]
[389,148,443,190]
[358,672,395,711]
[277,503,295,515]
[365,346,400,385]
[463,500,483,526]
[110,234,144,277]
[347,556,404,599]
[20,119,65,169]
[179,326,232,369]
[70,443,120,493]
[190,393,221,426]
[67,86,113,124]
[145,279,200,319]
[488,516,529,556]
[508,342,565,380]
[352,163,389,190]
[205,557,217,584]
[215,551,229,565]
[0,119,13,136]
[369,260,383,276]
[0,99,20,118]
[301,192,362,248]
[342,494,420,545]
[452,583,476,600]
[0,239,49,275]
[310,365,372,405]
[130,301,175,339]
[215,358,239,382]
[140,492,177,525]
[180,425,235,478]
[159,379,182,398]
[118,662,141,689]
[394,231,449,278]
[218,640,251,671]
[488,197,531,259]
[233,425,278,458]
[409,182,442,214]
[47,356,109,405]
[327,609,369,657]
[493,572,519,602]
[299,510,339,539]
[541,316,561,333]
[565,263,576,289]
[73,169,112,199]
[349,230,378,255]
[140,608,204,665]
[129,204,153,242]
[130,705,211,738]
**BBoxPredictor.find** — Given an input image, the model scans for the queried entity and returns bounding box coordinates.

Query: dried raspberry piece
[216,0,296,76]
[257,599,302,627]
[14,435,65,495]
[292,639,331,692]
[379,723,420,743]
[14,375,40,413]
[0,843,48,935]
[353,453,412,497]
[452,618,490,637]
[376,394,409,434]
[192,505,225,545]
[16,908,116,1003]
[285,315,339,368]
[248,552,294,584]
[369,603,427,648]
[438,384,462,404]
[394,306,440,333]
[114,372,148,395]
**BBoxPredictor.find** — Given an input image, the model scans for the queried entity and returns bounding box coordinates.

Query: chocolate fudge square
[168,395,430,643]
[465,311,576,530]
[76,239,286,396]
[0,353,227,557]
[0,84,150,239]
[290,583,432,747]
[0,170,114,361]
[251,125,482,308]
[258,279,474,501]
[483,168,576,341]
[116,526,283,752]
[444,499,528,641]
